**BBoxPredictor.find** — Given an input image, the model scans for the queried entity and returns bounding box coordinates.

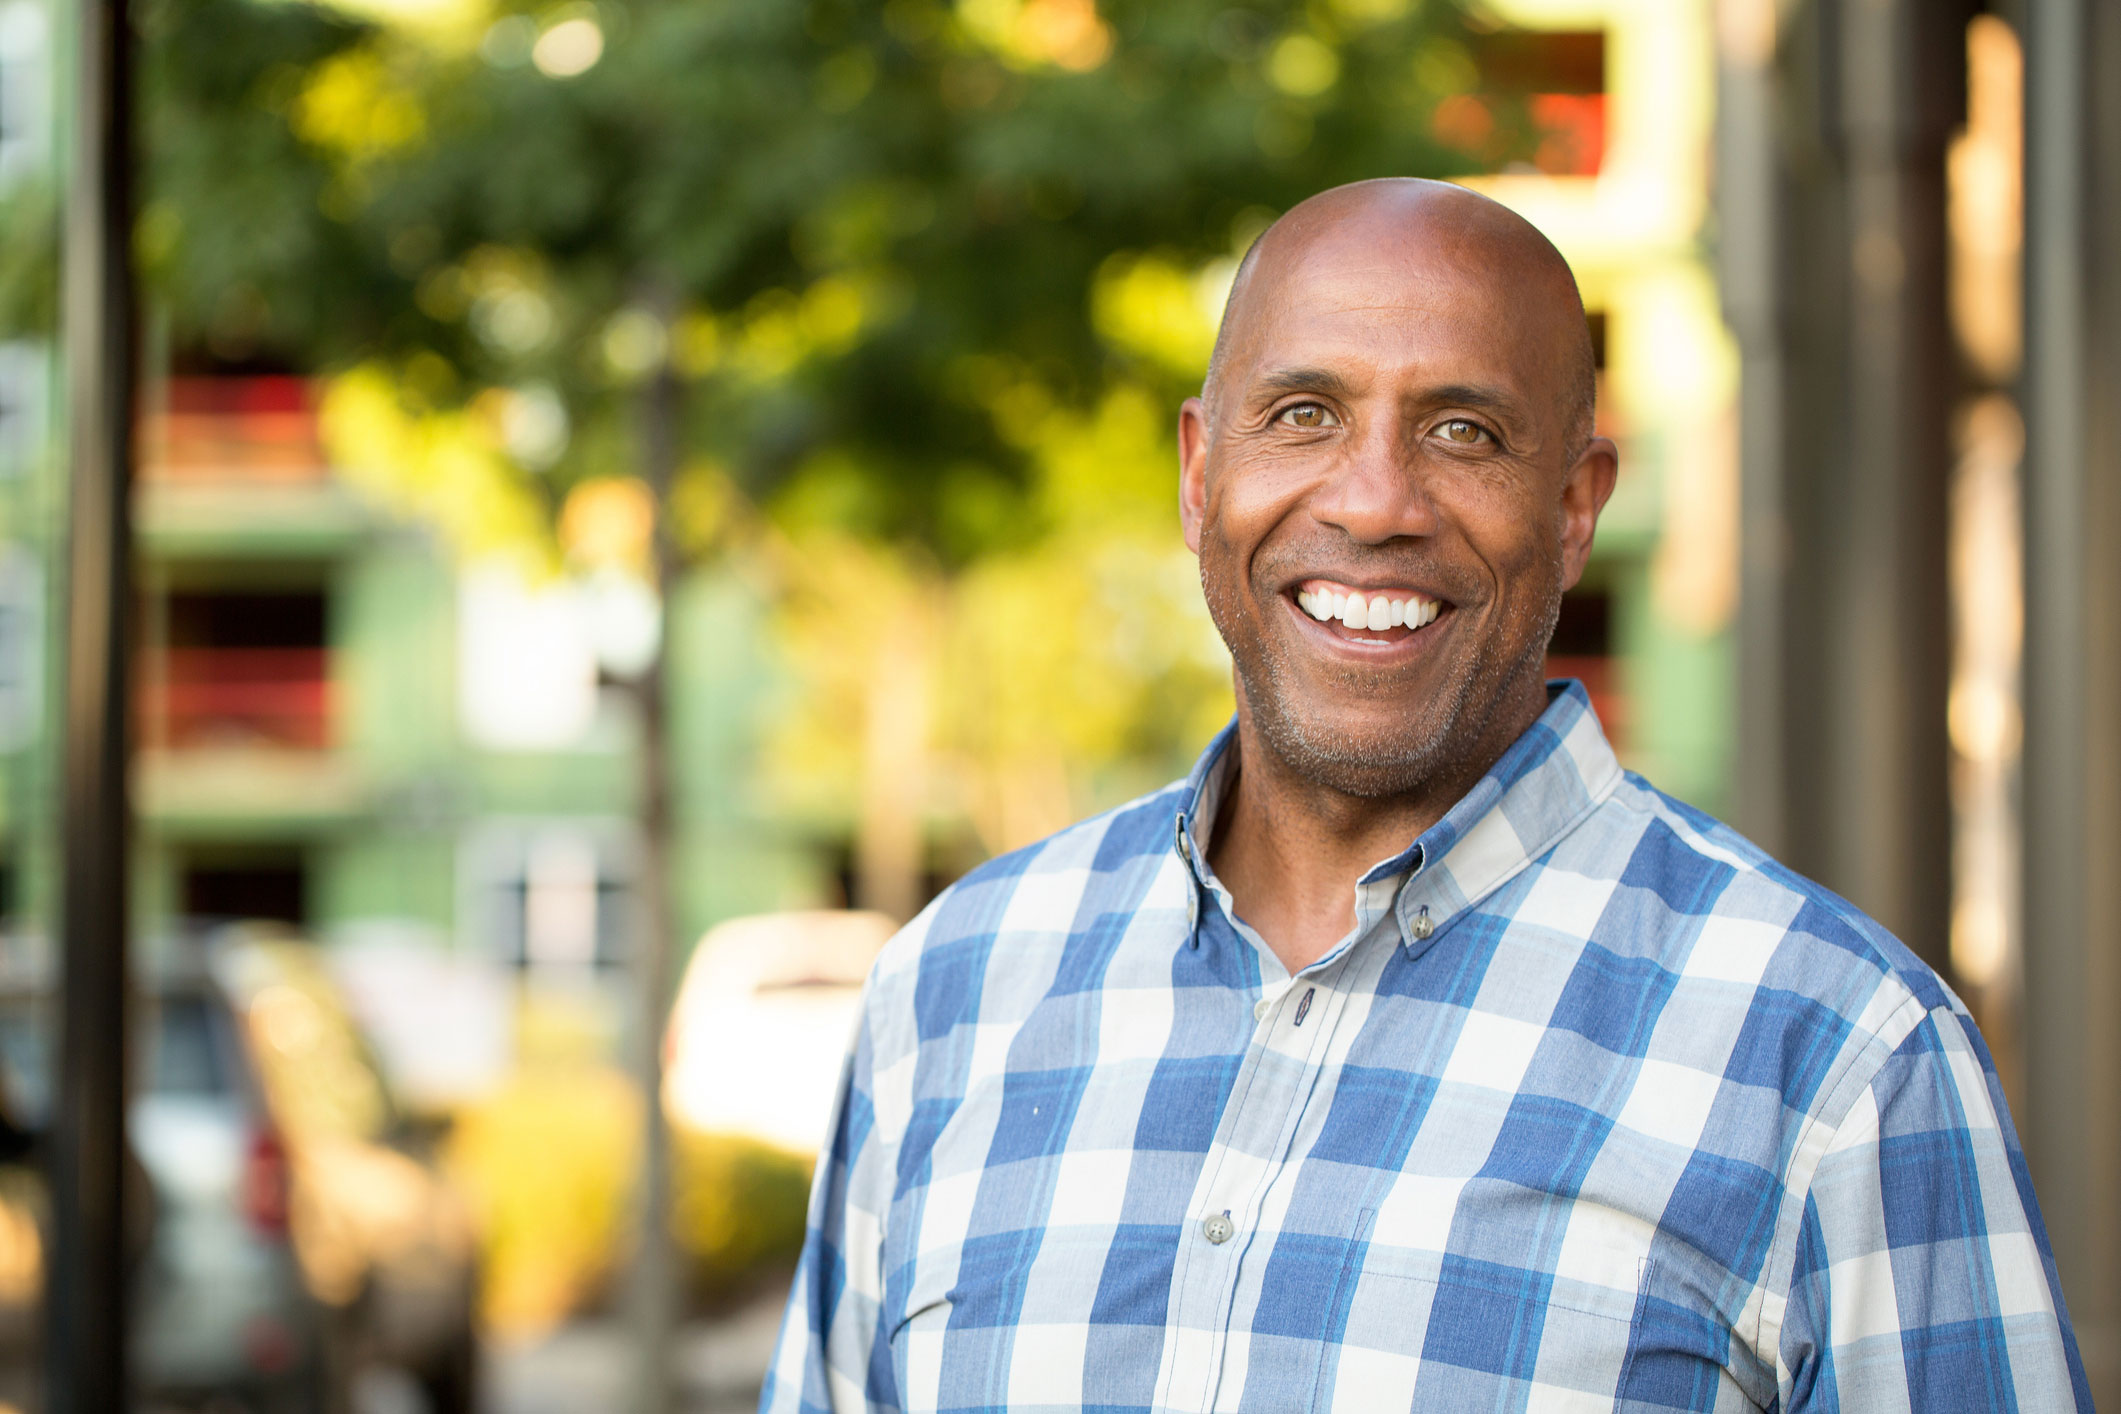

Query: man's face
[1179,206,1615,799]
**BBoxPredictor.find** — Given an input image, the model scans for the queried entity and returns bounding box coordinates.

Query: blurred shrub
[670,1129,812,1311]
[445,1059,641,1337]
[448,1078,815,1334]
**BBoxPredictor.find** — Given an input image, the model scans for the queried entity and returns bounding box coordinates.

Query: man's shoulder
[867,777,1191,986]
[1584,769,1964,1035]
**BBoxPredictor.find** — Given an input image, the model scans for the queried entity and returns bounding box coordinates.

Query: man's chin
[1249,706,1459,800]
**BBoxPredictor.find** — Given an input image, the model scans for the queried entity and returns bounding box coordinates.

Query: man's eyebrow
[1248,366,1360,401]
[1416,383,1527,417]
[1244,371,1531,420]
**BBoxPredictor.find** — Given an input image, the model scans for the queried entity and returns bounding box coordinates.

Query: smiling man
[763,180,2088,1413]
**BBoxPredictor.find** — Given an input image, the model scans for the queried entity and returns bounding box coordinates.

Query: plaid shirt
[763,682,2088,1413]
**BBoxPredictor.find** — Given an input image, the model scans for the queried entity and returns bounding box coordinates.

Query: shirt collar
[1172,679,1624,954]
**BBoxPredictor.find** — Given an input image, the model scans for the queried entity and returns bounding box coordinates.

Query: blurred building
[0,0,57,951]
[116,371,821,1016]
[3,0,822,985]
[1453,0,1737,815]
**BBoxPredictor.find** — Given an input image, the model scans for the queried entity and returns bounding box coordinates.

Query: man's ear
[1178,397,1211,555]
[1559,435,1619,590]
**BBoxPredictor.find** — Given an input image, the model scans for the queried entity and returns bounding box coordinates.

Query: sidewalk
[479,1288,786,1414]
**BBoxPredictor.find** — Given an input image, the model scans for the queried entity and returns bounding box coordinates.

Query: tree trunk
[630,308,682,1414]
[857,605,929,922]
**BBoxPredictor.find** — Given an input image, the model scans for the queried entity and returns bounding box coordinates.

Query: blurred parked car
[0,958,329,1413]
[212,929,481,1414]
[0,1042,44,1412]
[663,910,897,1157]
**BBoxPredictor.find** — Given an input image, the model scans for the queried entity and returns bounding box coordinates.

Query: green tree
[133,0,1548,889]
[123,0,1552,1382]
[139,0,1537,538]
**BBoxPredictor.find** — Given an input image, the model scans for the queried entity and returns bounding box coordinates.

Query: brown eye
[1439,418,1488,445]
[1279,403,1337,429]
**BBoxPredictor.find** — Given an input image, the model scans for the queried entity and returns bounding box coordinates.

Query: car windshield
[0,987,239,1128]
[149,992,228,1098]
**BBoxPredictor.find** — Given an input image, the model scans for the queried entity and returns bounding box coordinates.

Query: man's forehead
[1226,236,1547,389]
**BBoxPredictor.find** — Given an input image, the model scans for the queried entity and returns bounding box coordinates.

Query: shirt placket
[1154,875,1403,1414]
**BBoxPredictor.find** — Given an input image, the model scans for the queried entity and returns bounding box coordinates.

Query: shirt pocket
[1313,1224,1645,1413]
[1612,1258,1768,1413]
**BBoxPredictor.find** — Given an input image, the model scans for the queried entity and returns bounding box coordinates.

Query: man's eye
[1437,418,1490,445]
[1278,403,1338,429]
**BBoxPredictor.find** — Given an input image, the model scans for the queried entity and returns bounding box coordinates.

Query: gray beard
[1207,572,1561,803]
[1237,629,1482,799]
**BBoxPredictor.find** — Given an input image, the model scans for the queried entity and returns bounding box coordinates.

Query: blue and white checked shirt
[763,682,2088,1412]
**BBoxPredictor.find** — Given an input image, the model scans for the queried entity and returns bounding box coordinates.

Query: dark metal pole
[48,0,134,1405]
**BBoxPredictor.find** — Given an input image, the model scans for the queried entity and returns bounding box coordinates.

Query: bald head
[1203,179,1598,464]
[1176,177,1620,818]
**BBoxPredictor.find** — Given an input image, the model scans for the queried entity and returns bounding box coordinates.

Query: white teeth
[1299,585,1443,631]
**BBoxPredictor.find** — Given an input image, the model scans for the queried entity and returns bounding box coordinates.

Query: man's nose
[1307,418,1438,545]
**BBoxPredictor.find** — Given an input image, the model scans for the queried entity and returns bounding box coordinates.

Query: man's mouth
[1292,579,1447,638]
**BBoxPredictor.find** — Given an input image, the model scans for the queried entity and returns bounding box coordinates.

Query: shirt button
[1252,998,1270,1021]
[1201,1213,1234,1245]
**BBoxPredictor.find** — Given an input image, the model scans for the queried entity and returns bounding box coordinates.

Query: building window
[460,822,635,975]
[148,586,332,751]
[0,2,49,188]
[1440,29,1608,177]
[1547,585,1625,747]
[0,343,47,482]
[180,846,308,928]
[0,545,42,753]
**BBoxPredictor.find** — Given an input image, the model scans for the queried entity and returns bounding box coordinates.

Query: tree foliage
[139,0,1533,558]
[124,0,1554,865]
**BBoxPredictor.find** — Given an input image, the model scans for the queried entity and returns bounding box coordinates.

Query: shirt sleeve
[1776,1005,2091,1412]
[760,996,903,1414]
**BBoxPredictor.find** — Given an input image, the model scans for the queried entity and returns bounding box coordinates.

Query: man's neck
[1206,686,1546,975]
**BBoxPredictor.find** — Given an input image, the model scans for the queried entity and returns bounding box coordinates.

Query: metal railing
[140,648,333,751]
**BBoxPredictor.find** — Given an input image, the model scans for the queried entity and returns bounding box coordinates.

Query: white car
[663,911,897,1157]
